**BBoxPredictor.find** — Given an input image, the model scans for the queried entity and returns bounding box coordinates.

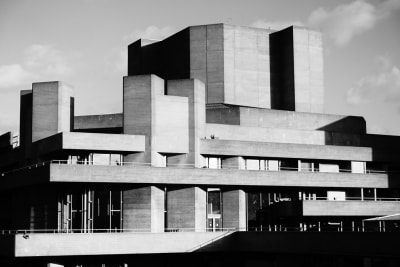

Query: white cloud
[307,0,400,46]
[250,20,304,31]
[251,0,400,46]
[347,56,400,105]
[0,44,81,91]
[24,44,76,77]
[0,64,33,88]
[104,47,127,74]
[124,25,175,43]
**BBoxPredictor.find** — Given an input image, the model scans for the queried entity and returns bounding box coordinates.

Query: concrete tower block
[223,25,271,108]
[123,74,189,166]
[167,79,206,167]
[167,187,206,232]
[292,27,324,113]
[32,81,74,142]
[123,186,165,232]
[222,189,246,231]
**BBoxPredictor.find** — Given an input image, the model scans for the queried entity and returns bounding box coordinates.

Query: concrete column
[32,81,74,142]
[123,186,165,232]
[167,79,206,168]
[167,187,206,232]
[222,156,245,169]
[222,189,246,231]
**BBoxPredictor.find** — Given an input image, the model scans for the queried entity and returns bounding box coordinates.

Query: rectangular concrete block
[123,74,189,166]
[167,187,206,232]
[32,81,74,142]
[123,186,164,232]
[222,189,246,230]
[167,78,206,167]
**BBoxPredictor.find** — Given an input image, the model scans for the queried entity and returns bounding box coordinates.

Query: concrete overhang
[49,164,388,189]
[0,232,226,257]
[35,132,145,155]
[274,200,400,217]
[201,139,373,162]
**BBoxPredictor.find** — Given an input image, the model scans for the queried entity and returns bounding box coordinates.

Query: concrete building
[1,24,400,267]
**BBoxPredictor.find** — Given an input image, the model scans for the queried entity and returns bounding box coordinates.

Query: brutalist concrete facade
[0,24,400,267]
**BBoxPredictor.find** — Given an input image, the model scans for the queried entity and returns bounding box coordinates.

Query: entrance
[207,188,222,232]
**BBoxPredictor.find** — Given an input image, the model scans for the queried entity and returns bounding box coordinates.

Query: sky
[0,0,399,136]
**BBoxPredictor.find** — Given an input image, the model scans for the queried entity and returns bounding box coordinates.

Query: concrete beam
[48,164,389,189]
[201,139,373,162]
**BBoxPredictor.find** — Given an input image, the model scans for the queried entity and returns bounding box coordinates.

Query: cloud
[0,44,81,90]
[104,47,127,74]
[251,0,400,46]
[307,0,400,46]
[347,56,400,105]
[250,20,304,31]
[0,64,33,88]
[24,44,74,77]
[123,25,175,43]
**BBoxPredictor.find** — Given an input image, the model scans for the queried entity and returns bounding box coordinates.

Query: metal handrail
[1,224,398,235]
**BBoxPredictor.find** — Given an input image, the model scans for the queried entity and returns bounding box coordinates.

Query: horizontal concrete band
[49,164,388,188]
[3,232,226,257]
[302,200,400,216]
[35,132,145,155]
[275,200,400,216]
[201,139,373,161]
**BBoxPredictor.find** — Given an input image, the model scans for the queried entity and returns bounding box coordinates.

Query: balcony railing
[1,223,398,235]
[0,159,393,177]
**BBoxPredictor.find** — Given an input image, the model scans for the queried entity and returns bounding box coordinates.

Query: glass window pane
[246,159,260,170]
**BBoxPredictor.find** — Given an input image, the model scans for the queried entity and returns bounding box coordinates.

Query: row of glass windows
[62,154,386,174]
[204,156,370,174]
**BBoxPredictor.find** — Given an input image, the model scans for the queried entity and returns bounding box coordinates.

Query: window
[206,157,221,169]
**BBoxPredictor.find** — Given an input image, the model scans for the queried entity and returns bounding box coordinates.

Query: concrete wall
[9,232,227,257]
[167,187,206,232]
[223,25,271,108]
[302,200,400,216]
[32,81,74,142]
[270,26,324,112]
[123,186,164,232]
[123,75,189,166]
[33,132,145,157]
[74,113,122,133]
[201,139,373,162]
[222,190,246,230]
[206,106,366,134]
[49,164,388,189]
[293,27,324,113]
[167,79,206,167]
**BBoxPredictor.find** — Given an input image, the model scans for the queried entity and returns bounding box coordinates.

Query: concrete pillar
[222,189,246,231]
[32,81,74,142]
[222,156,245,169]
[123,75,189,167]
[123,186,165,232]
[167,187,206,232]
[167,79,206,168]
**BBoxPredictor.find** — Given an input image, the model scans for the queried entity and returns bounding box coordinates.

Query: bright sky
[1,0,399,136]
